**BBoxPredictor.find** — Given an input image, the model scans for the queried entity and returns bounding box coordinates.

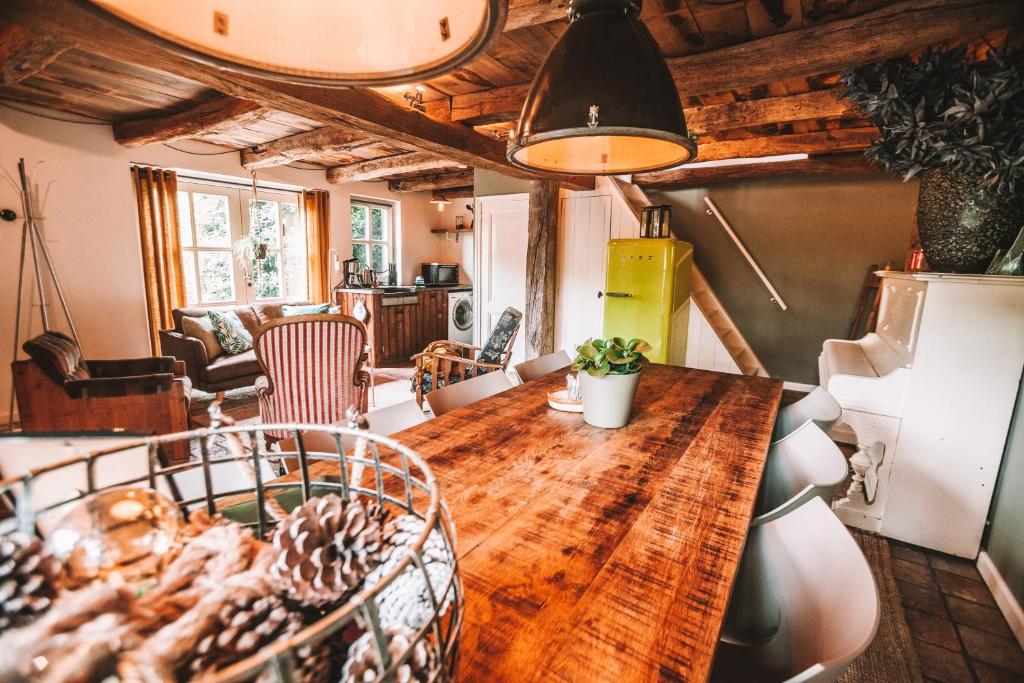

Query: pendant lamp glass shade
[507,0,695,175]
[83,0,506,87]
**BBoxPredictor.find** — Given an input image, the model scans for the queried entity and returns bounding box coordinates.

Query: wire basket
[0,409,462,683]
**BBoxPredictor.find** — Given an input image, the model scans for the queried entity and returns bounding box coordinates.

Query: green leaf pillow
[282,303,330,316]
[207,310,253,354]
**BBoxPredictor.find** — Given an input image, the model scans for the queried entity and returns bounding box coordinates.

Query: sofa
[160,302,310,394]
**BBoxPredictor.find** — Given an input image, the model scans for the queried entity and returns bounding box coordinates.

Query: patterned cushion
[23,331,90,384]
[479,307,523,364]
[282,304,330,316]
[208,310,253,355]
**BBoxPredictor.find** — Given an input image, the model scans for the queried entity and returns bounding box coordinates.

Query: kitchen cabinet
[335,288,450,366]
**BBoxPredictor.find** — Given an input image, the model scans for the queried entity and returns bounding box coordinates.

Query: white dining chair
[722,422,849,647]
[712,497,879,683]
[758,421,849,519]
[426,370,514,417]
[514,350,572,383]
[772,386,843,444]
[278,400,430,456]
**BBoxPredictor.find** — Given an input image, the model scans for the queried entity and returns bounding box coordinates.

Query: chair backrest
[756,421,848,524]
[426,370,513,417]
[713,498,879,683]
[254,315,369,436]
[773,387,843,444]
[278,401,430,456]
[514,350,571,383]
[478,307,523,368]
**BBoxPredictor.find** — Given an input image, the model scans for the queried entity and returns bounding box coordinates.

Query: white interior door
[475,194,529,367]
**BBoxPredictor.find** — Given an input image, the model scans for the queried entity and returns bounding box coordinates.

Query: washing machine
[448,290,474,344]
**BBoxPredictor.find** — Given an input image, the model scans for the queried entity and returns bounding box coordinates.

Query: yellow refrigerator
[603,238,692,366]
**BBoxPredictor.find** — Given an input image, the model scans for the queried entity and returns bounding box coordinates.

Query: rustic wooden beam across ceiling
[326,152,464,184]
[634,153,882,188]
[695,127,878,162]
[241,126,376,170]
[435,187,474,200]
[388,170,475,193]
[113,96,264,147]
[505,0,571,32]
[0,0,594,191]
[0,22,72,88]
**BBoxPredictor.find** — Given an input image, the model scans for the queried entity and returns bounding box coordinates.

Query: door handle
[605,292,633,298]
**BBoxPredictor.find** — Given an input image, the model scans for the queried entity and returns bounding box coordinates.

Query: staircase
[605,177,769,377]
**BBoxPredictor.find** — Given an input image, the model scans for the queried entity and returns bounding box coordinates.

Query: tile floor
[890,541,1024,682]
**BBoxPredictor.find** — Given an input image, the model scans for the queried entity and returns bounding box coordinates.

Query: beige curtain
[304,189,331,303]
[132,166,185,354]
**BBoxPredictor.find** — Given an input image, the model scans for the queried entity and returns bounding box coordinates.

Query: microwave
[421,263,459,286]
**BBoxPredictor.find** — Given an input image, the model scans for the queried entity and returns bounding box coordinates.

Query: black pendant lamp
[507,0,695,175]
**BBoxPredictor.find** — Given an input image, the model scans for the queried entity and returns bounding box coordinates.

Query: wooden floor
[890,542,1024,682]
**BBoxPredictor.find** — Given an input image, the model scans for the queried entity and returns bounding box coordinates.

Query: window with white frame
[177,179,307,306]
[350,200,393,272]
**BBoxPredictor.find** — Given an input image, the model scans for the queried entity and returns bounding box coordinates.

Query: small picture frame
[455,215,465,230]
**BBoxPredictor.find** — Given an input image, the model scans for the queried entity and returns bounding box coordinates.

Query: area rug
[838,529,924,683]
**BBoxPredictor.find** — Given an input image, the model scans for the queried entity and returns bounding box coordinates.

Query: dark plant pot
[916,169,1024,274]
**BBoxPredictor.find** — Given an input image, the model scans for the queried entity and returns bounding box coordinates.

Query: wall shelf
[431,227,473,242]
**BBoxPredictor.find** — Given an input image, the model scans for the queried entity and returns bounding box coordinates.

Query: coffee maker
[341,257,361,288]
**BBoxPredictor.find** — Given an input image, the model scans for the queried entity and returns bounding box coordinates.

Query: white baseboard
[782,381,818,393]
[977,550,1024,650]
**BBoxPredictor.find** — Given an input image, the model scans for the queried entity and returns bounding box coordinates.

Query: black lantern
[507,0,696,175]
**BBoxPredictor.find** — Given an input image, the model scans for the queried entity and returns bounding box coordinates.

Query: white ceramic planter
[579,370,642,429]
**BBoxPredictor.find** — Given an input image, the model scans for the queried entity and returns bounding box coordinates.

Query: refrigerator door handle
[605,291,633,298]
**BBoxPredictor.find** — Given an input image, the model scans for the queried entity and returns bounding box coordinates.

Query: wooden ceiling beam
[113,96,264,147]
[388,170,475,193]
[670,0,1022,96]
[241,126,376,169]
[0,1,594,191]
[0,22,72,88]
[634,153,882,188]
[506,1,571,32]
[326,152,464,184]
[435,187,474,200]
[696,127,878,162]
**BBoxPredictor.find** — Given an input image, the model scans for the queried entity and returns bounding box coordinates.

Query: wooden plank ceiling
[0,0,1019,191]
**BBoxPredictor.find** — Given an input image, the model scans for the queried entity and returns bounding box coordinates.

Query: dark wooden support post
[525,179,560,359]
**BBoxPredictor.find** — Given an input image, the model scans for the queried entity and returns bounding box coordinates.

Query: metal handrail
[704,196,788,311]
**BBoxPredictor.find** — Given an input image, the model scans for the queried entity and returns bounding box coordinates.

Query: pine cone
[365,515,454,630]
[270,495,386,608]
[0,531,62,633]
[341,627,436,683]
[188,575,308,679]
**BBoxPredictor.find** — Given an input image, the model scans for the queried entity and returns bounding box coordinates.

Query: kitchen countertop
[334,284,472,295]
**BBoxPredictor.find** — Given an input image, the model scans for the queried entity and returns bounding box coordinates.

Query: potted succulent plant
[843,47,1024,273]
[572,337,651,429]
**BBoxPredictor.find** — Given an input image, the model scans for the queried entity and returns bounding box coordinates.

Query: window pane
[250,199,280,248]
[177,191,193,248]
[254,252,282,300]
[284,251,307,300]
[182,250,199,304]
[281,202,299,240]
[352,242,368,269]
[370,208,384,240]
[198,251,235,303]
[351,205,367,240]
[371,244,385,272]
[193,193,232,248]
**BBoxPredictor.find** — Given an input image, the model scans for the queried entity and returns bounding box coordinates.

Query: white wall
[0,105,466,421]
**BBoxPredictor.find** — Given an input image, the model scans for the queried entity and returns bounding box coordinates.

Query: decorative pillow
[181,315,223,359]
[282,303,331,316]
[207,310,253,355]
[23,331,90,384]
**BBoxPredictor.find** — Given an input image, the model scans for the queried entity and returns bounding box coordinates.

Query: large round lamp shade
[82,0,507,86]
[507,0,695,175]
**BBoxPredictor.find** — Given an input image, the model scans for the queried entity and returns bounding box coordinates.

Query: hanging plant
[842,46,1024,195]
[232,234,269,283]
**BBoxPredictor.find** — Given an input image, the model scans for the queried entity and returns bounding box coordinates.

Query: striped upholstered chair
[254,314,370,443]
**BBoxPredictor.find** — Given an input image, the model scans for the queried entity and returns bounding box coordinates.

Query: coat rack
[3,158,81,430]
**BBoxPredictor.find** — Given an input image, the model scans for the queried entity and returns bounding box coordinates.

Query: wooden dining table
[384,363,782,682]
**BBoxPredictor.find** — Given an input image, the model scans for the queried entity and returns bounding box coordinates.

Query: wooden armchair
[411,307,522,407]
[12,331,192,463]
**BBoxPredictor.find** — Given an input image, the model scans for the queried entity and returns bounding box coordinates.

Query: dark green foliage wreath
[842,47,1024,195]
